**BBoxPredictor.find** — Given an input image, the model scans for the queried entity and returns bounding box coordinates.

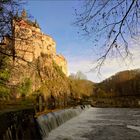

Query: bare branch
[75,0,139,72]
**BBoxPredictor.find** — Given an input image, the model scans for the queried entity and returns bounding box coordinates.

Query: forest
[92,69,140,107]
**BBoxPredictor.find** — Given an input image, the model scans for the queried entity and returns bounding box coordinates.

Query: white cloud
[68,45,140,82]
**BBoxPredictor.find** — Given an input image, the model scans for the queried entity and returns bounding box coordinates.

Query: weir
[37,105,91,139]
[0,105,91,140]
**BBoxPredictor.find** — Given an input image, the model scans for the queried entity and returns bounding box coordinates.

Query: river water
[47,108,140,140]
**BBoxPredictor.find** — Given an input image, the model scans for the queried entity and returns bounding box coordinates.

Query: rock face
[3,11,69,99]
[10,12,68,76]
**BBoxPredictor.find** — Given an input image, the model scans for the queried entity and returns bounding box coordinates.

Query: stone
[5,17,68,75]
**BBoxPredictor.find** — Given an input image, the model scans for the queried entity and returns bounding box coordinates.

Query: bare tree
[0,0,34,99]
[69,71,87,80]
[75,71,87,80]
[75,0,140,71]
[0,0,26,60]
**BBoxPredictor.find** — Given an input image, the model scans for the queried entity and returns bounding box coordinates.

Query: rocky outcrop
[14,19,56,62]
[54,54,68,76]
[0,11,68,102]
[5,11,68,76]
[2,11,69,100]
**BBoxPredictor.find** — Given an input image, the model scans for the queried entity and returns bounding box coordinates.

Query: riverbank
[92,96,140,108]
[0,98,35,113]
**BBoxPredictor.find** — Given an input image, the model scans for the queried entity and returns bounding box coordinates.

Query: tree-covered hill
[92,69,140,107]
[97,69,140,97]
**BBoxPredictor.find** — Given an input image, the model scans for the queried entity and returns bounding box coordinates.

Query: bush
[0,85,10,99]
[19,78,32,97]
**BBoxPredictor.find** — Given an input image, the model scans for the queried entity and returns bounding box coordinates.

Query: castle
[5,10,68,76]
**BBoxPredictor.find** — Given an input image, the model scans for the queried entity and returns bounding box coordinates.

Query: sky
[25,0,140,82]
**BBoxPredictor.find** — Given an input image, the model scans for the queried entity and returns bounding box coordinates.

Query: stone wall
[0,108,41,140]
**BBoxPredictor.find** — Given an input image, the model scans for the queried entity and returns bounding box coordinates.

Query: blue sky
[26,0,140,82]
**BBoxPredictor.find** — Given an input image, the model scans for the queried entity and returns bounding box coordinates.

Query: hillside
[92,69,140,107]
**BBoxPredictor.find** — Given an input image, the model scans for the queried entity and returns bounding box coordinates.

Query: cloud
[68,45,140,82]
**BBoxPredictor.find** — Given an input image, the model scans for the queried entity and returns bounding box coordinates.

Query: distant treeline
[94,69,140,98]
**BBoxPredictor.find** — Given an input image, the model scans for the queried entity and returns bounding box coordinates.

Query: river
[47,108,140,140]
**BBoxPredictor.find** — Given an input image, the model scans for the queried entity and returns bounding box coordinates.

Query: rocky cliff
[3,11,69,99]
[4,10,68,76]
